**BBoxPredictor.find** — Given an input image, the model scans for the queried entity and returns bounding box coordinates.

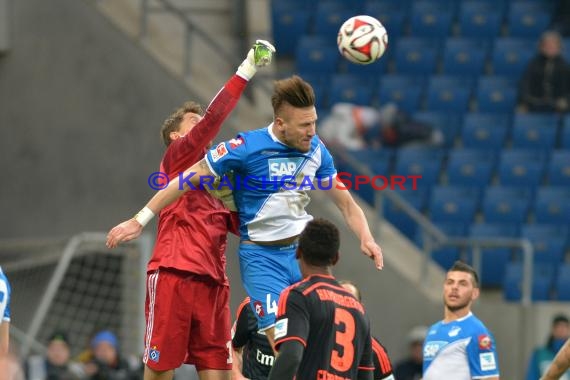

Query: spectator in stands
[527,314,570,380]
[319,102,442,150]
[26,331,84,379]
[84,330,139,380]
[393,326,427,380]
[518,31,570,113]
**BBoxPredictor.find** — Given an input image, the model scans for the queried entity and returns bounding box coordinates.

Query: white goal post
[0,232,153,360]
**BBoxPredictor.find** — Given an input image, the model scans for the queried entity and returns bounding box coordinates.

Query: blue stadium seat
[497,149,546,188]
[413,111,463,148]
[394,147,444,189]
[468,223,519,287]
[461,113,510,152]
[343,57,388,79]
[532,264,555,301]
[384,188,429,240]
[363,1,407,41]
[328,74,376,107]
[563,116,570,149]
[458,1,503,38]
[336,147,394,205]
[416,222,468,270]
[271,8,312,57]
[378,75,425,113]
[476,76,518,113]
[503,262,555,301]
[521,224,568,266]
[428,185,481,224]
[547,150,570,186]
[394,37,440,75]
[507,1,552,38]
[482,186,532,224]
[425,76,474,113]
[313,3,356,37]
[442,38,490,76]
[295,36,340,75]
[555,264,570,301]
[533,187,570,225]
[445,149,496,189]
[492,38,537,78]
[409,1,454,38]
[511,113,559,152]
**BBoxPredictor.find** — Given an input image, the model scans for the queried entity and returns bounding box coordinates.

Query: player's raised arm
[106,159,212,248]
[164,39,276,174]
[540,338,570,380]
[323,175,383,270]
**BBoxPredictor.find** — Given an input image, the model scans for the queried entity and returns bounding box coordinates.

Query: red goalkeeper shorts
[143,269,231,371]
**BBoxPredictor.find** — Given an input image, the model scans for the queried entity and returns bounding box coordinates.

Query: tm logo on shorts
[149,346,160,362]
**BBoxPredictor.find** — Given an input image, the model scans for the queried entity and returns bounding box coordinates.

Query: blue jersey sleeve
[0,274,11,322]
[315,140,337,179]
[205,136,247,176]
[467,330,499,378]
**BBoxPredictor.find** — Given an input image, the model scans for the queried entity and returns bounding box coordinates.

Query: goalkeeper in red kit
[108,40,275,380]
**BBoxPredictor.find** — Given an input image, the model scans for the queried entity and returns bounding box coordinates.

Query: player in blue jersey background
[107,75,384,351]
[0,265,12,356]
[423,261,499,380]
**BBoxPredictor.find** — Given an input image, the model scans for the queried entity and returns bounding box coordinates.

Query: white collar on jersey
[267,122,280,142]
[443,311,473,325]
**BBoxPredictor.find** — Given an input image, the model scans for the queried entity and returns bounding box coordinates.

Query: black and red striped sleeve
[232,297,252,349]
[371,337,394,379]
[273,287,309,350]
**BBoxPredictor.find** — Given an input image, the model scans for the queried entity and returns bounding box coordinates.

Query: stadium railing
[333,147,536,305]
[138,0,273,97]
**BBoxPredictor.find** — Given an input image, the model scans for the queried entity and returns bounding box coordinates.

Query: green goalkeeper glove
[236,39,276,81]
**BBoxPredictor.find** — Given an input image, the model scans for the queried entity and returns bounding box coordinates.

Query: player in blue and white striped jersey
[0,266,12,355]
[423,261,499,380]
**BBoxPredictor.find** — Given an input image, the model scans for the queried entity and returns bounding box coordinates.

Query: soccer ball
[337,15,388,65]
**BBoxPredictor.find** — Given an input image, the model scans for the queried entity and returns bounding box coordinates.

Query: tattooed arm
[540,339,570,380]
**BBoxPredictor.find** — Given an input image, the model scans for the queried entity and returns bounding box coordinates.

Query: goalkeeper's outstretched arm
[106,159,210,248]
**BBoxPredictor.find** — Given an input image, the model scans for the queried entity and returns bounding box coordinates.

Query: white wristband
[133,207,155,227]
[236,59,256,81]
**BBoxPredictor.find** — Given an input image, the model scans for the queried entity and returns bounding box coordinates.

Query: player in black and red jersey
[268,218,374,380]
[231,297,275,380]
[339,280,395,380]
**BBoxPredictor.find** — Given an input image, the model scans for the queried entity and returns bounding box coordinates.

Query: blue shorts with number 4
[238,242,302,330]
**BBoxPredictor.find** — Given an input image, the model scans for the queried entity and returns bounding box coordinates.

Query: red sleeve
[228,211,240,236]
[162,74,248,176]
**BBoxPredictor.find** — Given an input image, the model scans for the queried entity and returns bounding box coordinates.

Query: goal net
[0,232,152,361]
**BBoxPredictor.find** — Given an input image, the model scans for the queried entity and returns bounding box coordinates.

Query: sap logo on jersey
[424,341,447,359]
[268,158,304,176]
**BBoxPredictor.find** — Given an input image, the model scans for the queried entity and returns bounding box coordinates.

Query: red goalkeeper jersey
[147,75,244,285]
